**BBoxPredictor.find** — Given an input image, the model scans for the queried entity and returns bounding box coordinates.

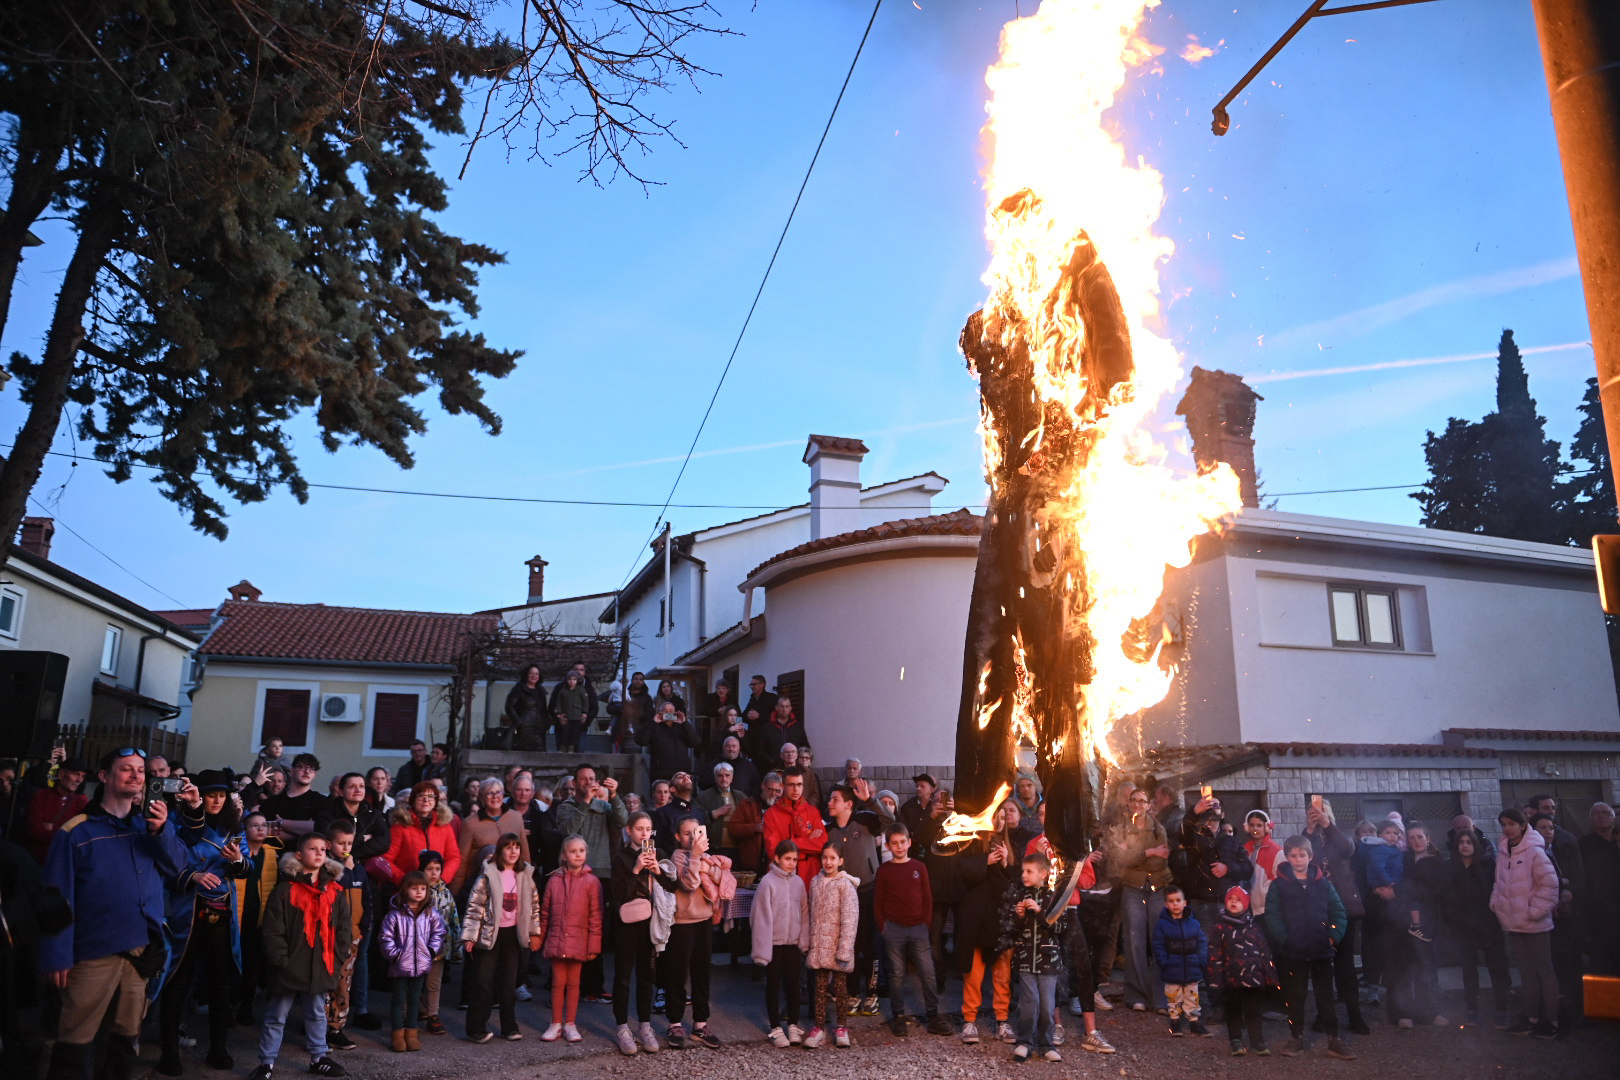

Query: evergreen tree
[1558,377,1618,545]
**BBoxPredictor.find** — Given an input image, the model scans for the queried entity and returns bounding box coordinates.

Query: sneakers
[540,1023,563,1042]
[803,1026,827,1048]
[997,1021,1016,1043]
[307,1059,346,1077]
[787,1024,805,1045]
[422,1016,447,1036]
[1326,1037,1356,1059]
[834,1027,851,1048]
[515,984,532,1002]
[1531,1021,1558,1040]
[889,1015,909,1037]
[666,1023,687,1049]
[961,1022,981,1045]
[768,1027,791,1049]
[1081,1030,1116,1054]
[1168,1017,1185,1036]
[563,1024,583,1044]
[467,1032,493,1044]
[1278,1037,1304,1056]
[1406,924,1432,943]
[639,1023,661,1053]
[502,1030,522,1041]
[249,1068,273,1080]
[1432,1014,1450,1027]
[689,1025,720,1049]
[927,1014,955,1037]
[1042,1049,1062,1063]
[1254,1041,1271,1056]
[1093,990,1114,1012]
[1397,1018,1414,1030]
[1231,1039,1247,1056]
[327,1030,356,1052]
[1051,1022,1064,1046]
[857,995,880,1016]
[1189,1020,1212,1037]
[614,1025,638,1056]
[1130,1002,1148,1012]
[1012,1044,1031,1063]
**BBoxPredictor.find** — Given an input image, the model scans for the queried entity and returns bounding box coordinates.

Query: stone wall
[1206,760,1504,839]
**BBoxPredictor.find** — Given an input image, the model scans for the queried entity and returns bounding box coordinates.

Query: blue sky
[0,0,1593,616]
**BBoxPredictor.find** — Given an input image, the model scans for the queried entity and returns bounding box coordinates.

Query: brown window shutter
[372,692,420,750]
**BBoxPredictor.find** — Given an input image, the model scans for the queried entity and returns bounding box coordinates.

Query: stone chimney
[525,555,549,605]
[228,579,263,602]
[803,435,869,540]
[1176,367,1263,509]
[17,517,55,559]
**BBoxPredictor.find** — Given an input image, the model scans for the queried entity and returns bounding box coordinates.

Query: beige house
[186,581,496,775]
[0,518,197,756]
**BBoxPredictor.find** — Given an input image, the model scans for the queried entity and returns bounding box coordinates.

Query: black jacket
[636,714,698,787]
[1439,855,1499,948]
[314,798,391,861]
[1177,811,1253,903]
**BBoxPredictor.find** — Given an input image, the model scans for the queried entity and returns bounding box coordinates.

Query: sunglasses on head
[111,748,148,759]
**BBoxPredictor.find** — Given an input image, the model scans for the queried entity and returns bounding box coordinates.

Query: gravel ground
[142,964,1620,1080]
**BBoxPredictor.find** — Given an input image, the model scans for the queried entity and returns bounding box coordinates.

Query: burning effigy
[944,0,1242,900]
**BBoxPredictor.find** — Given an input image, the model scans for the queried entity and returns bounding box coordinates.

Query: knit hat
[877,789,899,808]
[1224,884,1250,910]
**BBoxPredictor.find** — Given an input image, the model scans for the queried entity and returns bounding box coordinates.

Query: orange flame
[935,782,1012,850]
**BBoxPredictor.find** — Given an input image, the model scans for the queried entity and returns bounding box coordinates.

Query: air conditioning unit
[319,693,362,723]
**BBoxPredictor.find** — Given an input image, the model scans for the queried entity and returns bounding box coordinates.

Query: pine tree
[1558,377,1618,545]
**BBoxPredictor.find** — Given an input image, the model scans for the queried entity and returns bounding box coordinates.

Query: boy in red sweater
[874,823,953,1037]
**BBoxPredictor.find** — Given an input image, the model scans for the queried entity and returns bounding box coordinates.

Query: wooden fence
[54,722,189,768]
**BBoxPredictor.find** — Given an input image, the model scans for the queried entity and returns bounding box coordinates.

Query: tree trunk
[0,201,119,573]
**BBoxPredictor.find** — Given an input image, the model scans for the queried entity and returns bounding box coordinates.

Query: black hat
[195,769,232,792]
[60,757,90,773]
[912,773,937,787]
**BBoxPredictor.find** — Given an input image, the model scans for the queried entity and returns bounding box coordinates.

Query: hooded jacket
[1490,829,1558,934]
[382,801,460,888]
[1178,811,1254,903]
[1207,905,1277,989]
[997,881,1068,976]
[378,892,446,978]
[1263,861,1347,961]
[823,810,883,892]
[261,853,353,995]
[1359,835,1404,890]
[807,870,860,972]
[462,856,542,951]
[536,865,603,961]
[750,862,810,965]
[1153,905,1208,984]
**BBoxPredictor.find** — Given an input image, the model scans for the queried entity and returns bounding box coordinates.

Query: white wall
[500,594,616,637]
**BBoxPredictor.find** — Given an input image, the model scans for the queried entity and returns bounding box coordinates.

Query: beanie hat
[1224,884,1250,909]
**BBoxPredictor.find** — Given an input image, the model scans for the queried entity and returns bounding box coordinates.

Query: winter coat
[1440,855,1500,949]
[503,683,547,725]
[378,894,446,978]
[762,796,827,887]
[997,881,1068,976]
[549,677,600,725]
[551,682,591,724]
[1263,862,1347,961]
[750,863,810,965]
[1107,814,1172,890]
[1490,830,1559,934]
[453,807,531,891]
[261,854,353,996]
[1207,909,1277,989]
[236,837,285,930]
[1152,907,1208,984]
[823,812,883,891]
[636,714,699,787]
[1304,822,1363,917]
[614,685,654,743]
[462,858,542,951]
[315,799,391,862]
[381,803,460,888]
[166,806,247,980]
[956,858,1017,968]
[745,711,808,774]
[699,755,761,799]
[1400,849,1448,924]
[807,871,860,972]
[1359,836,1403,890]
[726,796,767,873]
[536,866,603,961]
[427,880,462,960]
[1178,812,1254,903]
[25,786,90,864]
[553,796,628,878]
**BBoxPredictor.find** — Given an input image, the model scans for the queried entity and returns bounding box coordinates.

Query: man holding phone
[42,748,194,1080]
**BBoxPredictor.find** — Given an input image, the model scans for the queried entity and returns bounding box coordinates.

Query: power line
[25,496,188,607]
[612,0,886,595]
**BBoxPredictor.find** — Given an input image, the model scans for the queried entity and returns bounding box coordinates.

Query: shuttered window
[372,692,420,750]
[262,688,311,747]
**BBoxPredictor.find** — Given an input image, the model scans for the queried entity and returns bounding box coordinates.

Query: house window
[1328,586,1399,649]
[100,626,123,675]
[262,687,312,747]
[372,692,420,750]
[0,585,22,640]
[775,669,805,725]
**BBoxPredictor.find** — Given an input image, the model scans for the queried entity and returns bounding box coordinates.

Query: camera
[150,778,186,796]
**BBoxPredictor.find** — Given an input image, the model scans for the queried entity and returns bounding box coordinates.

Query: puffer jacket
[381,802,460,888]
[1207,908,1276,989]
[378,893,446,977]
[426,880,462,960]
[1359,835,1403,890]
[956,858,1018,969]
[751,863,810,965]
[1152,906,1208,984]
[1490,830,1558,934]
[261,854,353,995]
[806,871,860,972]
[1263,861,1346,961]
[997,881,1068,976]
[1178,812,1253,903]
[462,858,542,951]
[536,865,603,961]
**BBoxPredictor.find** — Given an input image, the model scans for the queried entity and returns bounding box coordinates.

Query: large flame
[975,0,1241,767]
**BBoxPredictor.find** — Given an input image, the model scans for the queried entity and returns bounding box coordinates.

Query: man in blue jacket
[42,748,191,1080]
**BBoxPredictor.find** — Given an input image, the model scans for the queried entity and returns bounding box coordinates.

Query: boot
[101,1036,141,1080]
[46,1039,94,1080]
[404,1029,422,1052]
[391,1029,408,1053]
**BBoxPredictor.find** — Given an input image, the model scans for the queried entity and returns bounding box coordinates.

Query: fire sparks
[971,0,1242,768]
[936,782,1012,850]
[1179,35,1221,64]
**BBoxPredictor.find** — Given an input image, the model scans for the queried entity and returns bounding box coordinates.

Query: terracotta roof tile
[1257,741,1499,760]
[805,434,870,456]
[1442,727,1620,742]
[747,509,982,579]
[200,600,497,666]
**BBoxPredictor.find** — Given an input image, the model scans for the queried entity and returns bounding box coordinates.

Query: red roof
[200,600,498,666]
[805,434,870,456]
[747,509,982,579]
[152,608,215,632]
[1443,727,1620,743]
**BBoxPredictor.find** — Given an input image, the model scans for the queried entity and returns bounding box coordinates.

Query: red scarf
[286,874,340,974]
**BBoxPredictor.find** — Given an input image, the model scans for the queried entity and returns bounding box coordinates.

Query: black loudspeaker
[0,651,69,760]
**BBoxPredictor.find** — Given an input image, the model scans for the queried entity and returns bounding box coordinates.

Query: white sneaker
[515,984,533,1002]
[639,1023,661,1053]
[1052,1023,1065,1046]
[614,1025,638,1056]
[540,1023,563,1042]
[1093,991,1114,1012]
[1130,1002,1148,1012]
[1081,1030,1117,1054]
[1043,1048,1063,1062]
[563,1024,582,1043]
[997,1021,1016,1043]
[961,1022,980,1045]
[767,1026,791,1049]
[803,1026,827,1048]
[787,1024,805,1045]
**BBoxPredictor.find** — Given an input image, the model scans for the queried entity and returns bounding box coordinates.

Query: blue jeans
[353,934,371,1016]
[1120,882,1167,1008]
[1015,971,1058,1051]
[259,991,328,1065]
[881,923,938,1019]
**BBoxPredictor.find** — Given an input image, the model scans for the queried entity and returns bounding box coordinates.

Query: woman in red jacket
[380,783,460,889]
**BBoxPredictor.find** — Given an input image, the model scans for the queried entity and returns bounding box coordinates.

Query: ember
[952,0,1242,866]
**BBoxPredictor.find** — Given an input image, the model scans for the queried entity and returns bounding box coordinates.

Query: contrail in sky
[1247,340,1591,384]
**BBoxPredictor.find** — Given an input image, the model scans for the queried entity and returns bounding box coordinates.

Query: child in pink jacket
[752,840,811,1047]
[536,836,603,1043]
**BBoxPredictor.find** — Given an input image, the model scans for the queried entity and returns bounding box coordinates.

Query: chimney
[803,435,869,540]
[228,579,263,602]
[525,555,549,605]
[17,517,55,559]
[1176,367,1263,509]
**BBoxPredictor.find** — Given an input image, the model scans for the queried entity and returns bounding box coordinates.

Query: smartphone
[1311,794,1324,812]
[1200,784,1213,799]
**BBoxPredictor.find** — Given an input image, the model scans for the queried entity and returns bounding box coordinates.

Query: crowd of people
[3,670,1619,1079]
